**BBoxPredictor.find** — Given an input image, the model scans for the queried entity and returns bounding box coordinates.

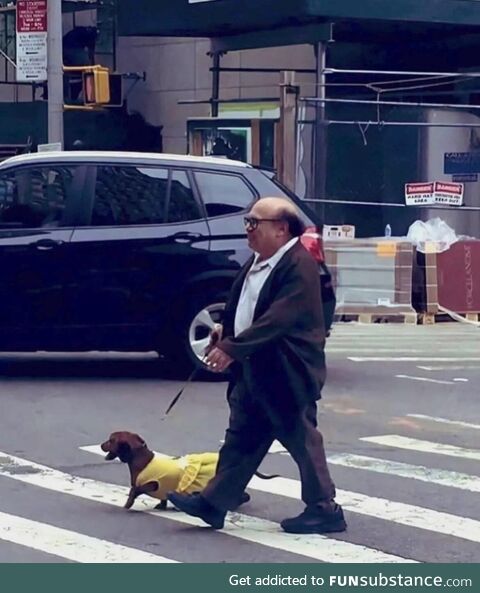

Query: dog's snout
[100,441,110,452]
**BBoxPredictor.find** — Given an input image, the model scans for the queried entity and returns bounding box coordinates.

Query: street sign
[444,151,480,174]
[16,0,48,82]
[38,142,62,153]
[405,182,435,206]
[434,181,464,206]
[452,174,478,183]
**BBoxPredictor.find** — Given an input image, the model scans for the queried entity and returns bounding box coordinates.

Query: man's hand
[204,346,234,373]
[204,323,223,356]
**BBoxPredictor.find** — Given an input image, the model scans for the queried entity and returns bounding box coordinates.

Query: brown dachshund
[101,431,279,510]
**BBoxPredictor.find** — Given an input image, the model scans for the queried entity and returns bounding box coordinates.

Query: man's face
[245,202,282,257]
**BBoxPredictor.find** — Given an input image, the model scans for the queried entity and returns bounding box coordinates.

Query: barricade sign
[405,181,464,206]
[434,181,464,206]
[405,183,435,206]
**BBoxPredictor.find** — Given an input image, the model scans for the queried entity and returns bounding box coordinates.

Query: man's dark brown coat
[219,242,327,427]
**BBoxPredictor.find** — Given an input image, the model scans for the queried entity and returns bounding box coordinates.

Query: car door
[65,162,210,349]
[0,162,85,347]
[193,169,258,270]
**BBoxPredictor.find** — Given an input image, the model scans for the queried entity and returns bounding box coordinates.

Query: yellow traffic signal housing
[83,66,110,105]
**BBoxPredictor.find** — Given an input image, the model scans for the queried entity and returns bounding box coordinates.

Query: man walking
[168,197,346,534]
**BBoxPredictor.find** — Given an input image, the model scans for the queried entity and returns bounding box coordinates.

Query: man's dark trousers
[202,380,336,513]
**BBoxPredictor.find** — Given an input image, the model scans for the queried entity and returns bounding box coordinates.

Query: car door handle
[33,239,65,251]
[173,232,202,244]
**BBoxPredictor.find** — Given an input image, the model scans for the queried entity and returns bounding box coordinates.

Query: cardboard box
[323,225,356,240]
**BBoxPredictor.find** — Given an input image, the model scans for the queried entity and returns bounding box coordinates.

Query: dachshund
[101,431,279,510]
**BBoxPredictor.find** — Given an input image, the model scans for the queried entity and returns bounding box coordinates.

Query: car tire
[170,292,229,381]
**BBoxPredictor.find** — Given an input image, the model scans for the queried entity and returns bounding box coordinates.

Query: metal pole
[47,0,64,146]
[314,42,327,214]
[211,52,220,118]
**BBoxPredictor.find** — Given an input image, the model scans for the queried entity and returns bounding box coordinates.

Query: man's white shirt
[234,238,298,337]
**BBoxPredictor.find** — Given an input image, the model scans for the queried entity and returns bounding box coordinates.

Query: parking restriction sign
[16,1,48,82]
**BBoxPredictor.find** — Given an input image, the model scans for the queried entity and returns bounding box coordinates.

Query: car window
[92,165,169,226]
[0,165,75,228]
[91,165,202,226]
[194,171,256,218]
[167,170,201,223]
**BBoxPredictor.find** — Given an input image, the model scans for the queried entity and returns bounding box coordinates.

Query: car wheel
[171,294,229,380]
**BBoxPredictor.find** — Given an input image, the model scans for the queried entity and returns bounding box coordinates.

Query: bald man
[168,198,346,534]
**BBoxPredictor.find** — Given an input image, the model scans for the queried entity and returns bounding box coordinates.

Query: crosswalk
[0,323,478,563]
[0,420,478,563]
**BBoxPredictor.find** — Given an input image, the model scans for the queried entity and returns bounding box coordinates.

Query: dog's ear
[130,433,147,450]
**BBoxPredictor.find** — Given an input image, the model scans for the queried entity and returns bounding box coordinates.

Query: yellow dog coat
[135,452,219,501]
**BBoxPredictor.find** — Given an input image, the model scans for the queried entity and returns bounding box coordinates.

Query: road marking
[327,453,480,492]
[417,366,479,371]
[330,348,480,353]
[349,357,480,362]
[249,476,480,545]
[395,375,455,385]
[81,444,480,544]
[361,435,480,461]
[406,415,480,431]
[453,378,469,383]
[0,452,409,563]
[0,511,176,563]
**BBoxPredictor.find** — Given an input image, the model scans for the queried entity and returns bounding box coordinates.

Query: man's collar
[253,237,298,270]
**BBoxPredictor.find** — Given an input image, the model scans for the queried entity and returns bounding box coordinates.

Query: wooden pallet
[334,312,418,325]
[419,311,480,325]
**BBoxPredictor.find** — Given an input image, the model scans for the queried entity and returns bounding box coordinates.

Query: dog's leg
[125,486,138,509]
[154,500,168,510]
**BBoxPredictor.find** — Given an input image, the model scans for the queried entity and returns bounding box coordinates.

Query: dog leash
[161,367,199,420]
[162,328,221,420]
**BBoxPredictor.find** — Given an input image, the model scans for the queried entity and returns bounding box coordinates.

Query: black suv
[0,151,333,375]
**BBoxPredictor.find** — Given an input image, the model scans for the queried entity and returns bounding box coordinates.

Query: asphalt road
[0,322,478,563]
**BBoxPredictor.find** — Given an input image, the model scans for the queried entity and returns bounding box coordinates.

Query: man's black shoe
[167,492,226,529]
[281,504,347,534]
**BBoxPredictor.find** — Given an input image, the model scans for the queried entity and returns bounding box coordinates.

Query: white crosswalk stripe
[328,453,480,493]
[0,511,177,563]
[361,435,480,461]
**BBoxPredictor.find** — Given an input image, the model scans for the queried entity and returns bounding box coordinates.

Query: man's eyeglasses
[243,216,284,230]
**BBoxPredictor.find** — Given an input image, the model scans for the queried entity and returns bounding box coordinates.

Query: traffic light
[63,66,123,108]
[83,66,110,105]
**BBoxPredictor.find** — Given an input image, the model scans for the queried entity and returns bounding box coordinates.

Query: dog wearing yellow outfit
[101,431,275,510]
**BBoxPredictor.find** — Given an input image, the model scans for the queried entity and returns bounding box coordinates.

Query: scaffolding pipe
[303,96,480,111]
[325,120,480,128]
[324,68,480,78]
[303,198,480,212]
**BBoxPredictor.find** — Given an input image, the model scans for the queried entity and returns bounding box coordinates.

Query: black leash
[162,367,199,419]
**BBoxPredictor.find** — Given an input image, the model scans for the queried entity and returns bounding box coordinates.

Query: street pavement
[0,322,478,563]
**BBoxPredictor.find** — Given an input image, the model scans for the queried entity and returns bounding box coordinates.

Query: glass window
[0,166,74,228]
[194,171,255,218]
[92,165,201,226]
[92,165,169,226]
[168,170,201,223]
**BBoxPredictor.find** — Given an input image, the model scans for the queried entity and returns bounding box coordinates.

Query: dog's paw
[155,500,168,510]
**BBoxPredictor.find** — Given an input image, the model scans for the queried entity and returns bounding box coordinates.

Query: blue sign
[444,152,480,174]
[452,173,478,183]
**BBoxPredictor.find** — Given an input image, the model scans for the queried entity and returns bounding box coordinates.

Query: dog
[101,431,279,510]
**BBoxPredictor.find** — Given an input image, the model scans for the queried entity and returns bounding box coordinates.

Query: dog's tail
[254,471,281,480]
